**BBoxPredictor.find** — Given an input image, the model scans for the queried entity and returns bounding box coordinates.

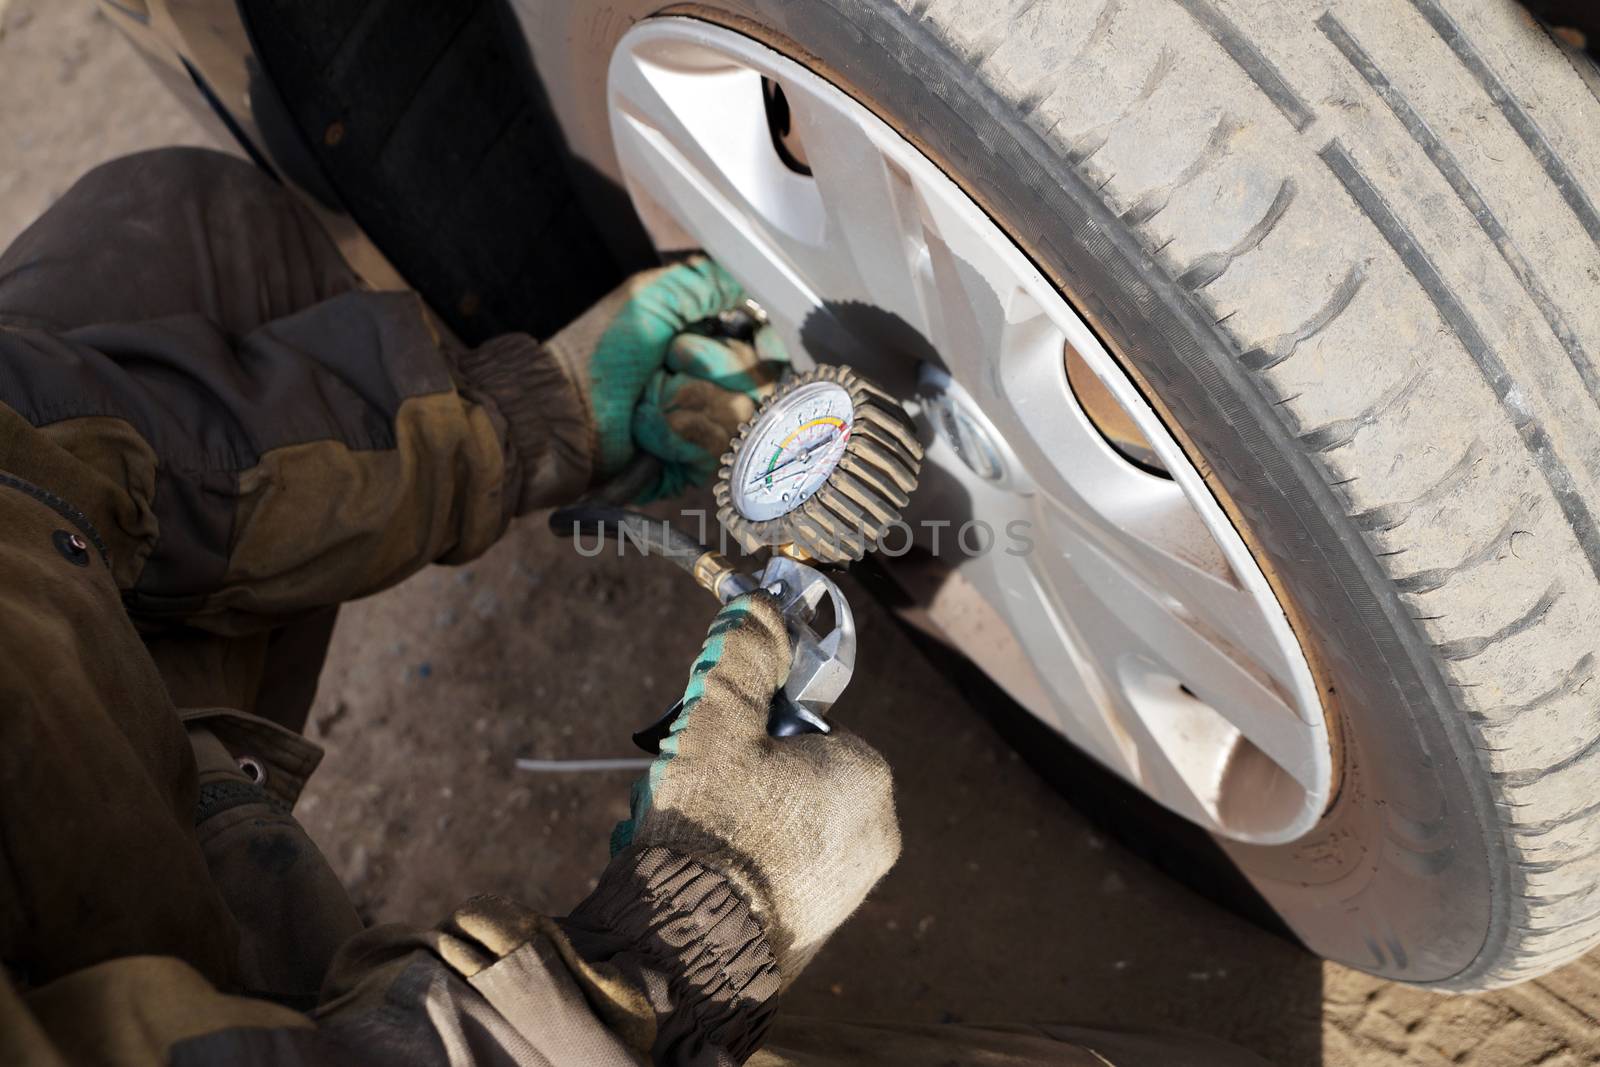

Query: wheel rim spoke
[786,87,936,335]
[1054,513,1317,786]
[959,532,1139,773]
[1027,512,1324,833]
[609,59,823,332]
[1107,503,1306,703]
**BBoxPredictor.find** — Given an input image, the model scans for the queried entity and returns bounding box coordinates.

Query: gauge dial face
[731,381,855,522]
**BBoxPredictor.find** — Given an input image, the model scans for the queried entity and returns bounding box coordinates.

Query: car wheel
[506,0,1600,990]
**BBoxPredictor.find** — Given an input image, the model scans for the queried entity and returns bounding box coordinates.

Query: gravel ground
[5,2,1600,1064]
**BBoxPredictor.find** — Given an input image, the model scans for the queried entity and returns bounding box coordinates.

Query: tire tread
[905,0,1600,986]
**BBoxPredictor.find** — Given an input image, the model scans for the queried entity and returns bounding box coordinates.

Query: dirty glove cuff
[455,333,594,515]
[561,844,781,1064]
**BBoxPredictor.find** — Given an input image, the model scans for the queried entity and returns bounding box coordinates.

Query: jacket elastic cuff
[455,334,594,514]
[560,844,781,1065]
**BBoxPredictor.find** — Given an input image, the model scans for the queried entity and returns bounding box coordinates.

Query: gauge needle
[750,439,832,488]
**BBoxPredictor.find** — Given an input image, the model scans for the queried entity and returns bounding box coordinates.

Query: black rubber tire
[520,0,1600,990]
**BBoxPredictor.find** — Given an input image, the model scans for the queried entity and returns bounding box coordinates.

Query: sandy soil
[4,2,1600,1064]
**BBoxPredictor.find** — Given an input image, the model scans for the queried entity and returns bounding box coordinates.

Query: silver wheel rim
[606,18,1333,845]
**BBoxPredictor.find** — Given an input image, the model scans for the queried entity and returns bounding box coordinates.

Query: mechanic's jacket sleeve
[0,290,591,634]
[0,465,774,1065]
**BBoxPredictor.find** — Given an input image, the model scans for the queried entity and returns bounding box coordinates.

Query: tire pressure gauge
[552,361,923,750]
[716,364,924,565]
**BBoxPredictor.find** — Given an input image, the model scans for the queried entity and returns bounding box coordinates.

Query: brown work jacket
[0,149,1269,1067]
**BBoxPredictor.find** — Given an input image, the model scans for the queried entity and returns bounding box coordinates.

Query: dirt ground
[5,2,1600,1064]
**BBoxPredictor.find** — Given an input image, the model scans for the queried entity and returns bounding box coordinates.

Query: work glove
[544,257,788,500]
[611,592,901,984]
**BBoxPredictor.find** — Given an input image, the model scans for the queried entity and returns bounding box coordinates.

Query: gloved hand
[544,257,788,500]
[611,591,900,984]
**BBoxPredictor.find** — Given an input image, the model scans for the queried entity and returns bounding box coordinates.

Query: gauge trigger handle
[631,691,828,754]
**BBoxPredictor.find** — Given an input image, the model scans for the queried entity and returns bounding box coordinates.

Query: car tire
[511,0,1600,990]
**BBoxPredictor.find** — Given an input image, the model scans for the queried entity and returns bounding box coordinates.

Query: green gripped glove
[610,592,901,985]
[545,257,787,500]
